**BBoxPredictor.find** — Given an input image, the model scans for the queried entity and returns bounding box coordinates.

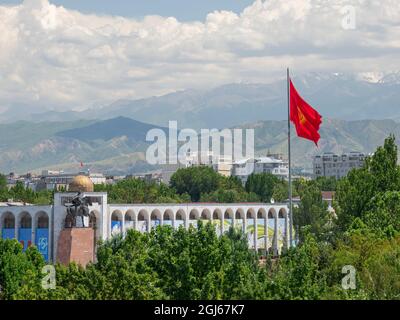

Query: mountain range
[0,116,399,175]
[1,72,400,174]
[1,72,400,129]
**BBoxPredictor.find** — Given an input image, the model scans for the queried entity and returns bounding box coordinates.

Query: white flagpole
[287,68,293,247]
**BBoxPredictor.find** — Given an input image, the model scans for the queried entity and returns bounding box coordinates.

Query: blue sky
[0,0,255,21]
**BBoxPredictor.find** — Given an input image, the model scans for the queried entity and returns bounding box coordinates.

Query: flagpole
[287,68,293,248]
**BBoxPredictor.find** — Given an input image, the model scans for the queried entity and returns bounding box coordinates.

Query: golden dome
[68,175,94,193]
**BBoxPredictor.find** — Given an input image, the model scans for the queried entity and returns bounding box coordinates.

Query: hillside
[0,117,399,174]
[2,73,400,130]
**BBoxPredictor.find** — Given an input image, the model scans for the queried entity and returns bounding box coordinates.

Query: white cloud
[0,0,399,113]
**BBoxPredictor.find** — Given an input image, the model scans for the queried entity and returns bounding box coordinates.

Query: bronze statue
[65,192,92,228]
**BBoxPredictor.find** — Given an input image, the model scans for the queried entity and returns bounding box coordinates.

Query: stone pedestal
[57,228,95,267]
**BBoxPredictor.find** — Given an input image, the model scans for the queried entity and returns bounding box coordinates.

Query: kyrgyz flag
[290,79,322,146]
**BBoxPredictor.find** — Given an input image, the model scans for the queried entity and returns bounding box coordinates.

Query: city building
[232,157,289,184]
[313,152,365,179]
[36,170,106,191]
[0,175,290,264]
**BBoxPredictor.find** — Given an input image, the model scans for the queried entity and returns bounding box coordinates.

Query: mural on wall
[2,229,14,240]
[175,220,184,229]
[188,219,198,229]
[151,219,160,229]
[18,228,32,251]
[137,220,147,232]
[125,220,134,231]
[35,228,49,261]
[243,217,287,250]
[111,220,122,235]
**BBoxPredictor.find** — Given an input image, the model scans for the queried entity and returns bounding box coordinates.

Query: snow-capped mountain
[1,72,400,128]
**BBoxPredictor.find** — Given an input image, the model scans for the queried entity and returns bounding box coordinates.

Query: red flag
[290,79,322,146]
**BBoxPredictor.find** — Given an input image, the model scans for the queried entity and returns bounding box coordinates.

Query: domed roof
[68,175,94,193]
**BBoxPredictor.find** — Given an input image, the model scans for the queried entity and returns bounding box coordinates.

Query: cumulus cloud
[0,0,399,112]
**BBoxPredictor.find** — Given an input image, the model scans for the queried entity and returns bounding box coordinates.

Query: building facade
[36,170,106,191]
[313,152,365,179]
[0,177,291,263]
[232,157,289,184]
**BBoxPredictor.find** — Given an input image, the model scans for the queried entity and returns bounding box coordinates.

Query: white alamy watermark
[341,265,356,290]
[341,5,356,30]
[145,121,254,165]
[41,265,56,290]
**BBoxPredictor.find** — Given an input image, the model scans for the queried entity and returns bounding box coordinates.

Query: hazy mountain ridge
[1,72,400,128]
[0,117,399,174]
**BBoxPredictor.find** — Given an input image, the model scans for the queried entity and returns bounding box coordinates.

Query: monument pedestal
[57,228,95,267]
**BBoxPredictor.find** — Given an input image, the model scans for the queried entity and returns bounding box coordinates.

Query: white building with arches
[0,190,291,263]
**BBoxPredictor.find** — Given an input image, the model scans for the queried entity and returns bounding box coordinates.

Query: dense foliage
[97,166,289,204]
[1,136,400,300]
[0,181,53,205]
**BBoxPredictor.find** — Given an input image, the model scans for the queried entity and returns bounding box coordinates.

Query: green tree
[293,181,332,242]
[336,135,400,232]
[245,173,280,202]
[0,174,6,190]
[0,239,46,300]
[170,166,220,202]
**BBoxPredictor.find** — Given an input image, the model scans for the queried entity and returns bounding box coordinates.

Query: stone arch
[137,209,149,232]
[278,208,287,218]
[111,210,123,222]
[257,208,268,253]
[175,209,186,229]
[200,208,212,220]
[268,208,279,256]
[224,208,234,219]
[35,211,49,229]
[278,207,289,252]
[268,208,276,219]
[235,208,245,220]
[151,209,162,220]
[257,208,267,219]
[246,208,257,250]
[1,212,15,239]
[18,211,32,250]
[213,208,223,220]
[175,209,186,221]
[111,210,123,235]
[163,209,174,222]
[19,211,32,228]
[125,210,136,231]
[234,208,246,232]
[138,209,149,221]
[150,209,162,230]
[246,208,256,219]
[189,209,200,220]
[1,211,15,229]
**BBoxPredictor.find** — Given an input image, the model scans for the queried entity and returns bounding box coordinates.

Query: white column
[220,216,224,235]
[147,217,151,232]
[121,216,125,237]
[184,211,189,230]
[264,217,269,254]
[284,215,289,250]
[254,217,258,251]
[273,216,279,256]
[15,215,19,241]
[31,215,36,247]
